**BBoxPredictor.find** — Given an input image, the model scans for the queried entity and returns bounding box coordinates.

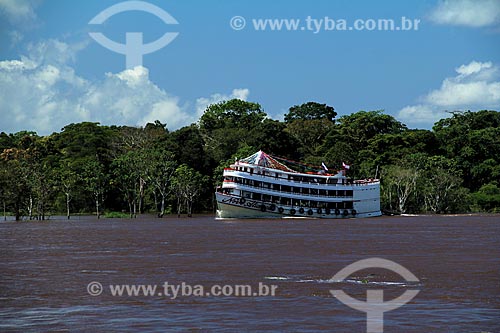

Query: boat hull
[216,193,381,219]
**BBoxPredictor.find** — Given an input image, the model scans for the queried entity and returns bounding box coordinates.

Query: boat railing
[224,169,341,186]
[223,181,353,199]
[225,166,380,186]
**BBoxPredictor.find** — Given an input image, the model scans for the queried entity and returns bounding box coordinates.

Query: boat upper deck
[225,162,379,187]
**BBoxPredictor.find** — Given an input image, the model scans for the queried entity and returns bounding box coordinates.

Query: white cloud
[425,61,500,107]
[0,0,38,24]
[79,66,191,130]
[26,39,89,66]
[456,61,492,76]
[0,59,37,71]
[429,0,500,27]
[195,88,250,118]
[0,39,250,134]
[398,105,448,125]
[8,30,24,45]
[398,60,500,127]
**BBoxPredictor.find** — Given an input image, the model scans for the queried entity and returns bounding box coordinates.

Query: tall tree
[111,151,142,218]
[58,164,78,220]
[144,147,177,217]
[81,156,107,219]
[284,102,336,123]
[0,148,31,220]
[381,165,419,214]
[200,99,267,163]
[171,164,208,217]
[433,110,500,190]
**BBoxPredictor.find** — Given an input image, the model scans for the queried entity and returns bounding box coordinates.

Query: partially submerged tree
[82,156,107,219]
[381,165,419,214]
[145,147,177,217]
[171,164,207,217]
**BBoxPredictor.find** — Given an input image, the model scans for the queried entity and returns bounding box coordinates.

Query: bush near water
[1,100,499,220]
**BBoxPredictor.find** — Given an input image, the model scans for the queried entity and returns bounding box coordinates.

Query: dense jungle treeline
[1,99,499,220]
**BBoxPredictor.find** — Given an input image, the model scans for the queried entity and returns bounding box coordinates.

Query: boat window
[280,197,290,205]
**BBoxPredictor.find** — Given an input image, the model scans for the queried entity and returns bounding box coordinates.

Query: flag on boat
[342,162,350,170]
[321,162,328,171]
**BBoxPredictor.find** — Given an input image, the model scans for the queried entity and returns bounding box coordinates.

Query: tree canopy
[1,103,499,219]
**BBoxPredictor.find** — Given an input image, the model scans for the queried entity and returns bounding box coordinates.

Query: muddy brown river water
[1,215,499,332]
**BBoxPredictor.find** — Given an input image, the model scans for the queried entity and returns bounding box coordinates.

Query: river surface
[1,215,499,332]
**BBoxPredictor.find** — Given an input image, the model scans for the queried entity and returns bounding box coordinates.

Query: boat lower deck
[216,193,381,219]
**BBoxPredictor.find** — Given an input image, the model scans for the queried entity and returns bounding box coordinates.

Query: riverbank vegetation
[1,100,499,220]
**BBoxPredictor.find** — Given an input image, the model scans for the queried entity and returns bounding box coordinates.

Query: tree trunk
[187,199,193,217]
[66,193,70,219]
[128,198,133,218]
[160,194,165,217]
[177,196,181,217]
[15,198,21,221]
[28,196,33,220]
[96,196,100,219]
[153,191,158,216]
[138,177,145,214]
[133,198,137,218]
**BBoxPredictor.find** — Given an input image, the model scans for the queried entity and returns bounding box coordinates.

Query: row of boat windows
[230,166,346,184]
[224,176,354,197]
[238,190,354,209]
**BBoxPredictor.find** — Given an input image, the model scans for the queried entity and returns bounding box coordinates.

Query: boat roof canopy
[238,151,297,173]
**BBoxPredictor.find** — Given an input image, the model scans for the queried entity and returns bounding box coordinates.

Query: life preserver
[299,207,305,214]
[260,205,266,212]
[343,209,348,216]
[351,209,357,215]
[278,207,284,213]
[325,208,331,215]
[335,209,340,215]
[239,198,246,205]
[307,209,313,215]
[317,208,322,214]
[269,204,276,211]
[290,208,296,215]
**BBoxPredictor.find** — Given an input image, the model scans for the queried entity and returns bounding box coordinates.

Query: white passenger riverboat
[216,151,381,219]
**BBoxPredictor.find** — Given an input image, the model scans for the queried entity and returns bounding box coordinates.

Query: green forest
[1,99,500,220]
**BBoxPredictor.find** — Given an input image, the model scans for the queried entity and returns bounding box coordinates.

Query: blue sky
[1,0,500,134]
